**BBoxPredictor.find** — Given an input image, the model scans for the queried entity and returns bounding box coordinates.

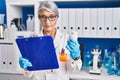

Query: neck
[43,29,56,38]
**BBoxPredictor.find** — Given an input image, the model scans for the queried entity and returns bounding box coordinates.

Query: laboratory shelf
[0,31,31,44]
[69,68,120,80]
[0,73,31,80]
[0,70,23,74]
[78,36,120,39]
[38,0,106,2]
[16,31,31,38]
[0,39,13,44]
[7,3,34,7]
[6,0,36,6]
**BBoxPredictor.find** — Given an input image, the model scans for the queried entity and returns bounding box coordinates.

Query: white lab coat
[23,29,82,80]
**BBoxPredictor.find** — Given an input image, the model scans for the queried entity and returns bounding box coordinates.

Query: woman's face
[39,9,58,32]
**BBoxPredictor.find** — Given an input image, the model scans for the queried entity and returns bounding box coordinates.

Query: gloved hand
[19,57,32,69]
[66,38,80,59]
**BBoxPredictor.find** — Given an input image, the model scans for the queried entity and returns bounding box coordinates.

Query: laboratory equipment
[83,49,92,69]
[59,48,68,62]
[116,45,120,76]
[31,16,35,31]
[107,50,116,75]
[103,49,112,69]
[103,49,117,75]
[10,22,17,39]
[69,31,78,40]
[26,14,34,31]
[11,18,24,31]
[0,24,4,39]
[0,14,5,24]
[0,14,5,39]
[89,49,101,74]
[4,28,8,39]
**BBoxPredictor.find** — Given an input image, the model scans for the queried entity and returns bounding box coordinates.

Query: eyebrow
[39,14,56,17]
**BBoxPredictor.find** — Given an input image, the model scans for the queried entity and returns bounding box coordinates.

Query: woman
[19,1,82,80]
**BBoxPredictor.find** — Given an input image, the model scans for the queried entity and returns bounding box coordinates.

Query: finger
[69,38,78,44]
[66,44,72,51]
[22,58,29,62]
[24,61,32,67]
[27,62,32,67]
[68,38,79,46]
[67,41,79,50]
[68,43,75,50]
[23,65,27,69]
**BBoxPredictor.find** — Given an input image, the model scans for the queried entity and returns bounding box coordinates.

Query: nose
[45,18,51,24]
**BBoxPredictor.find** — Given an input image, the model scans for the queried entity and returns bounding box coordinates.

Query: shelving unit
[1,0,40,75]
[6,0,40,34]
[0,0,119,80]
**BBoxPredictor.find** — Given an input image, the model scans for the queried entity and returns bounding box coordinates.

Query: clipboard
[16,36,59,71]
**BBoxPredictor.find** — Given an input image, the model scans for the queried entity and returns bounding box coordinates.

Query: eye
[39,15,46,19]
[49,16,56,19]
[40,16,46,18]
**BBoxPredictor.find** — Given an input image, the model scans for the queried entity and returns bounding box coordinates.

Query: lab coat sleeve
[66,58,82,72]
[62,33,82,72]
[66,49,82,72]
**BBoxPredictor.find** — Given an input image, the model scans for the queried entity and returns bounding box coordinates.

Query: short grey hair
[38,1,59,16]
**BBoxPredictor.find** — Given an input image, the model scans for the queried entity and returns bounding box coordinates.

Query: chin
[44,28,52,32]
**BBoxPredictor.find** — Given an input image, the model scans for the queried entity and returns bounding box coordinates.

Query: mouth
[46,26,50,27]
[45,25,51,28]
[44,26,51,30]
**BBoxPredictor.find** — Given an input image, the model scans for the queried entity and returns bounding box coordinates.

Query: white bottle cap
[69,31,78,41]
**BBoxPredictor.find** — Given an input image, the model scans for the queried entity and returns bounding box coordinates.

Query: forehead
[39,9,55,16]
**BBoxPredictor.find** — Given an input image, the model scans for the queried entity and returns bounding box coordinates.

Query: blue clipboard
[16,36,59,71]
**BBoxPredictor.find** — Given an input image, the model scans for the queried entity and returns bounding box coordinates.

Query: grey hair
[38,1,59,16]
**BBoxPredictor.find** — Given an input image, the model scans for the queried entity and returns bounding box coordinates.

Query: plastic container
[69,31,78,41]
[0,14,5,24]
[0,24,4,39]
[103,49,113,69]
[31,16,35,31]
[0,14,5,39]
[83,49,92,68]
[103,49,117,75]
[116,45,120,76]
[8,22,17,40]
[4,28,9,39]
[26,14,34,31]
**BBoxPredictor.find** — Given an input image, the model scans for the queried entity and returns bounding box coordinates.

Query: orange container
[59,48,68,62]
[59,53,68,62]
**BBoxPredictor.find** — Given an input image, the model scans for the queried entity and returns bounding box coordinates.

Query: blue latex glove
[19,57,32,69]
[66,38,80,59]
